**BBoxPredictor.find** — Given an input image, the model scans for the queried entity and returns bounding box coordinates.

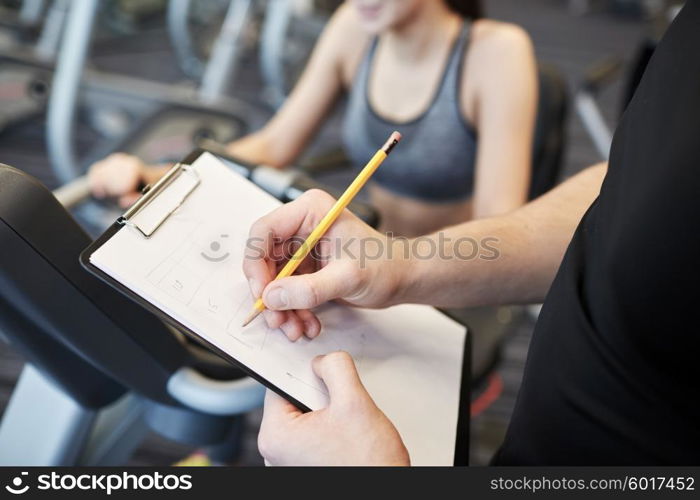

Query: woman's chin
[353,5,393,33]
[357,16,394,34]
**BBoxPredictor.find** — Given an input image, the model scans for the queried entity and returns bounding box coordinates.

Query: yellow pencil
[242,130,402,327]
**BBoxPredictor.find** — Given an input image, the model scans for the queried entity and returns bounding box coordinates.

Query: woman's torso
[341,19,478,236]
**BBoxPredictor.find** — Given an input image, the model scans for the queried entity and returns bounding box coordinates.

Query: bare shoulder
[463,19,536,93]
[460,20,536,120]
[327,3,370,39]
[469,19,534,58]
[322,4,373,84]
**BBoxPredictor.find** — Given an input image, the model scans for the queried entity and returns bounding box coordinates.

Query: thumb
[312,351,368,407]
[262,263,358,310]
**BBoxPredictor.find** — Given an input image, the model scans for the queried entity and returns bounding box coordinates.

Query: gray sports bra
[341,20,477,202]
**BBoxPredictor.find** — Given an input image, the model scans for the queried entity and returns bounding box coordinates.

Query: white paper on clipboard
[89,152,467,465]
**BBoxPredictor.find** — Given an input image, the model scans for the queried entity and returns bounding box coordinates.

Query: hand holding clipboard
[81,150,469,465]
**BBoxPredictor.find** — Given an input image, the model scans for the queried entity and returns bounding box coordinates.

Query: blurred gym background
[0,0,675,465]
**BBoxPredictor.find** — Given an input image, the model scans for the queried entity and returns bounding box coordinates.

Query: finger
[89,164,113,199]
[295,308,321,339]
[258,189,337,241]
[243,190,336,291]
[98,158,126,197]
[294,253,319,276]
[259,389,302,463]
[243,254,273,306]
[110,152,129,161]
[242,228,274,302]
[261,389,301,429]
[87,163,104,197]
[279,312,304,341]
[312,352,367,407]
[119,192,140,208]
[262,262,359,311]
[262,309,286,330]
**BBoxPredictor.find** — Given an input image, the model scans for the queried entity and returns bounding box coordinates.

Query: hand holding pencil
[242,131,402,341]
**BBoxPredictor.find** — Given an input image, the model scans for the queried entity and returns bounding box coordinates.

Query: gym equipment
[0,0,46,31]
[0,0,243,140]
[167,0,340,109]
[0,0,64,134]
[46,0,257,185]
[529,64,569,199]
[33,0,266,238]
[574,58,621,160]
[260,0,341,108]
[0,163,264,465]
[0,139,380,465]
[46,0,382,236]
[167,0,243,82]
[574,1,681,160]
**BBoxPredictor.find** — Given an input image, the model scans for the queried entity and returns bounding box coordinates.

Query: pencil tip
[242,309,262,327]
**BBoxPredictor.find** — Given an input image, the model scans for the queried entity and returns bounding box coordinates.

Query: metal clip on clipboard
[117,163,201,238]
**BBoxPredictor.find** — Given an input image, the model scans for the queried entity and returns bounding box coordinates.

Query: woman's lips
[357,4,383,20]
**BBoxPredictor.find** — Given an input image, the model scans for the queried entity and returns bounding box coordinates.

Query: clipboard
[81,149,471,466]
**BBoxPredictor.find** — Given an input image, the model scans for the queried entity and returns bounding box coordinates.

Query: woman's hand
[242,189,410,341]
[258,351,410,466]
[88,153,168,208]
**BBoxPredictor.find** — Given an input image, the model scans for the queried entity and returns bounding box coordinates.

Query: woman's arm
[466,22,538,218]
[227,4,366,167]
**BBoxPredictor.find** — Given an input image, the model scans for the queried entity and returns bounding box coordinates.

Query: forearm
[226,131,287,168]
[398,163,608,308]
